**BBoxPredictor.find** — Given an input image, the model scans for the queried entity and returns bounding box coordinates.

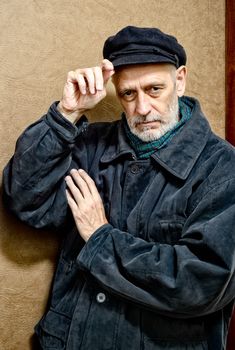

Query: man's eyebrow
[117,81,166,93]
[116,86,133,95]
[118,86,131,92]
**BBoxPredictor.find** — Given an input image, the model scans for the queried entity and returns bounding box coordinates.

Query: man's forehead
[113,63,175,85]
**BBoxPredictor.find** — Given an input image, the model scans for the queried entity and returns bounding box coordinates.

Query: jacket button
[130,164,140,174]
[96,292,106,303]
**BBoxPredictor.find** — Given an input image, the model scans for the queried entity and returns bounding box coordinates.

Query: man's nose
[135,92,151,116]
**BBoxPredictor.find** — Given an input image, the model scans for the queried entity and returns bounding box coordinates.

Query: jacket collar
[100,122,135,163]
[100,97,211,180]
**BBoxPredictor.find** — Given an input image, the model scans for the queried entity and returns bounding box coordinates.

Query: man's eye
[121,90,135,101]
[124,90,133,96]
[149,86,160,94]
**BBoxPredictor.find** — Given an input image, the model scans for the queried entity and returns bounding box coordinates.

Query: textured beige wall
[0,1,225,349]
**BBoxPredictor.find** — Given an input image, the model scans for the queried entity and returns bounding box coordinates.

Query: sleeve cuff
[77,223,113,271]
[44,101,88,143]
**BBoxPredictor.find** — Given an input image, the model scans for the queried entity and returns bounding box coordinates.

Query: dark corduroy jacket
[3,97,235,350]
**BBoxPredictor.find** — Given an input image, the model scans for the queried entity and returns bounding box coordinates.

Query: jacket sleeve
[2,102,89,229]
[77,177,235,318]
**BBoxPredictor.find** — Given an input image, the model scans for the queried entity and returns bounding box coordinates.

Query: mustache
[129,114,163,126]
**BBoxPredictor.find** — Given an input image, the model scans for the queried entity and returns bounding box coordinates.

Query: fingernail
[96,84,103,91]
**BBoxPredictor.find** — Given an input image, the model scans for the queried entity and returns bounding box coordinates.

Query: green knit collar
[122,96,193,159]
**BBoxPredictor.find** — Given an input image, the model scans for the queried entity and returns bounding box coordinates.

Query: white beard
[126,98,179,142]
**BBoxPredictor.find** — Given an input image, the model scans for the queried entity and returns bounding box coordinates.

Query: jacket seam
[190,176,235,213]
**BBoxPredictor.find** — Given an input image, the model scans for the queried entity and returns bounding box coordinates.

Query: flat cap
[103,26,186,68]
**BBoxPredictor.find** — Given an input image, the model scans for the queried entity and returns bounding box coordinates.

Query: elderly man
[3,26,235,350]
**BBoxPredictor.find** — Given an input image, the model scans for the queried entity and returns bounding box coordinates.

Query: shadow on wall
[89,88,123,123]
[1,196,59,266]
[0,185,60,349]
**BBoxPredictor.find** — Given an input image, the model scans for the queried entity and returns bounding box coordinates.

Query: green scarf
[123,96,193,159]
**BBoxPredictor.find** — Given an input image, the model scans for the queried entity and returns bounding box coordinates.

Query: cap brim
[111,53,177,68]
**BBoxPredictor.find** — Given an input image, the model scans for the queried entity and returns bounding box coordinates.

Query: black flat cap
[103,26,186,68]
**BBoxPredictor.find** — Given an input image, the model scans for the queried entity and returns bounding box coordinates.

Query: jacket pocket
[148,220,184,244]
[143,338,208,350]
[35,309,71,349]
[159,221,184,244]
[141,312,208,350]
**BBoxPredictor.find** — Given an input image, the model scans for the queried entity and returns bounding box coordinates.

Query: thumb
[102,59,115,85]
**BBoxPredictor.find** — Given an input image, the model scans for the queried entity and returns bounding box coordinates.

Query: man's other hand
[65,169,108,241]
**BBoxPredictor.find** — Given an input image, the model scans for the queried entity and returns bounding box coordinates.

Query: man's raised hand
[58,59,115,124]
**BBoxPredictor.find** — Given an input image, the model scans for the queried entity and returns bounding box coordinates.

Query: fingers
[102,59,115,84]
[65,169,107,241]
[67,60,115,96]
[102,59,114,70]
[66,189,77,212]
[65,172,84,204]
[67,69,96,95]
[65,169,101,203]
[75,169,101,200]
[94,66,104,91]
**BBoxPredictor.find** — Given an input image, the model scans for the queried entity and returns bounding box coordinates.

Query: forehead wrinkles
[113,66,174,91]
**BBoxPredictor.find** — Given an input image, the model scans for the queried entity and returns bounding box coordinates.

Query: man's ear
[176,65,187,97]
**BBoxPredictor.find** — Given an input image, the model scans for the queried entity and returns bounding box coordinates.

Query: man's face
[112,63,186,142]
